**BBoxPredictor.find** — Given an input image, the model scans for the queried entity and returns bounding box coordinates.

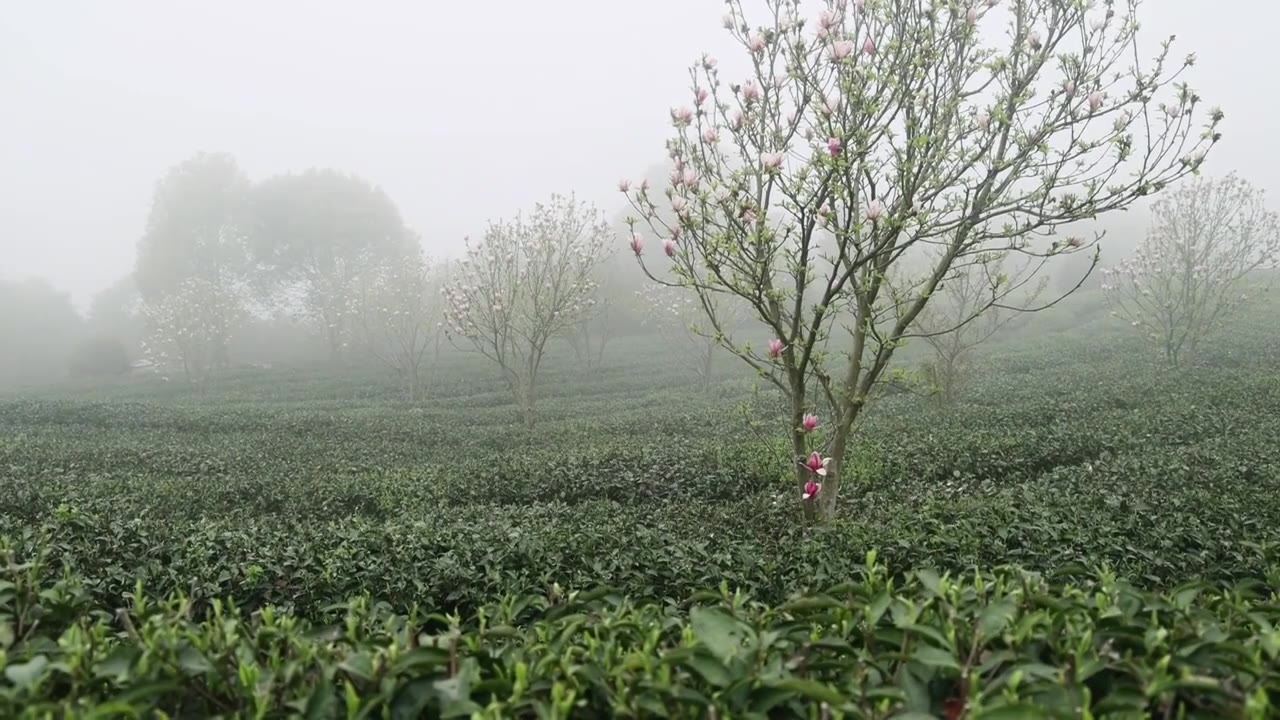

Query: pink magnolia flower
[804,451,831,476]
[629,234,644,256]
[1062,80,1077,97]
[827,137,842,156]
[829,40,855,60]
[818,9,839,31]
[722,14,734,29]
[862,37,876,54]
[802,479,821,500]
[731,110,744,129]
[672,107,694,126]
[703,55,718,70]
[748,33,767,52]
[1066,236,1084,248]
[663,238,677,257]
[823,92,841,115]
[640,178,651,192]
[672,196,689,214]
[975,109,990,130]
[695,87,710,106]
[741,80,761,102]
[682,168,699,186]
[618,179,632,192]
[802,413,819,432]
[1026,31,1042,51]
[1089,15,1105,31]
[702,127,719,143]
[965,6,978,25]
[761,151,784,170]
[767,338,784,358]
[865,199,885,221]
[1088,92,1103,112]
[854,0,865,10]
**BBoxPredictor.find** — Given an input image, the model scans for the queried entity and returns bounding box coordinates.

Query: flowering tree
[444,194,610,427]
[140,277,244,393]
[353,254,445,402]
[911,250,1048,403]
[567,293,614,372]
[622,0,1220,519]
[636,282,745,389]
[1102,174,1278,367]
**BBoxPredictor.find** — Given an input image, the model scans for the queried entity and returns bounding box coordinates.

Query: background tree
[68,336,131,378]
[1101,174,1278,366]
[134,152,251,369]
[352,253,445,402]
[636,282,745,389]
[567,295,614,373]
[250,169,418,360]
[0,276,84,387]
[85,274,144,358]
[910,251,1048,403]
[140,277,244,393]
[623,0,1220,519]
[444,194,610,428]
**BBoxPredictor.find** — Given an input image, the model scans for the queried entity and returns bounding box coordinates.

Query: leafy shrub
[3,543,1278,718]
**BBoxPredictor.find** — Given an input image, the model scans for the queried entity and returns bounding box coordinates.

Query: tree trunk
[700,342,715,391]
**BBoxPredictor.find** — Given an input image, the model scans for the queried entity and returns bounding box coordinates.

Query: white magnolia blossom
[1103,174,1278,366]
[444,193,610,426]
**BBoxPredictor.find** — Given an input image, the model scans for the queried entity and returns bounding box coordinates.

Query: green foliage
[2,294,1279,715]
[3,544,1279,718]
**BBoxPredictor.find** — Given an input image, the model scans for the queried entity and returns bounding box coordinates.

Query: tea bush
[2,298,1279,715]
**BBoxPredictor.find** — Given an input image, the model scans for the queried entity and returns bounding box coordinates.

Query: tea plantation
[3,296,1280,717]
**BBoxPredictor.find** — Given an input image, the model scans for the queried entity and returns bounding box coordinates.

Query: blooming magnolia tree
[636,282,746,389]
[140,277,244,393]
[568,293,614,372]
[353,254,445,402]
[1102,174,1278,366]
[622,0,1220,519]
[444,194,610,427]
[911,250,1048,403]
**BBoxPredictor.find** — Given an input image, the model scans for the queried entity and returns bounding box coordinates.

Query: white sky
[2,0,1276,307]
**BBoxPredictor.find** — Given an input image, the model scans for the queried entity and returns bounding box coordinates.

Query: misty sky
[2,0,1277,308]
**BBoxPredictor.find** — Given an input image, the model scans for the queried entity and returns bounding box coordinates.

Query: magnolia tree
[911,250,1048,402]
[444,194,610,427]
[568,294,614,372]
[622,0,1220,518]
[1101,174,1278,366]
[637,282,746,388]
[140,277,243,393]
[353,254,445,401]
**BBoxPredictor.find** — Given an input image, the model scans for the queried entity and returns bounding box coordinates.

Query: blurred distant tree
[623,0,1219,520]
[1102,174,1279,366]
[249,169,419,361]
[0,276,83,387]
[444,194,610,428]
[352,252,445,402]
[86,274,144,356]
[140,277,244,393]
[567,294,614,373]
[636,282,745,389]
[911,252,1048,403]
[134,152,251,369]
[68,336,131,378]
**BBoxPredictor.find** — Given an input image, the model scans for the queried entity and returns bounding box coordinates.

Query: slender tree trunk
[701,342,715,391]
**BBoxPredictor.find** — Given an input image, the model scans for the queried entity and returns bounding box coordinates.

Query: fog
[3,0,1277,306]
[1,0,1278,388]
